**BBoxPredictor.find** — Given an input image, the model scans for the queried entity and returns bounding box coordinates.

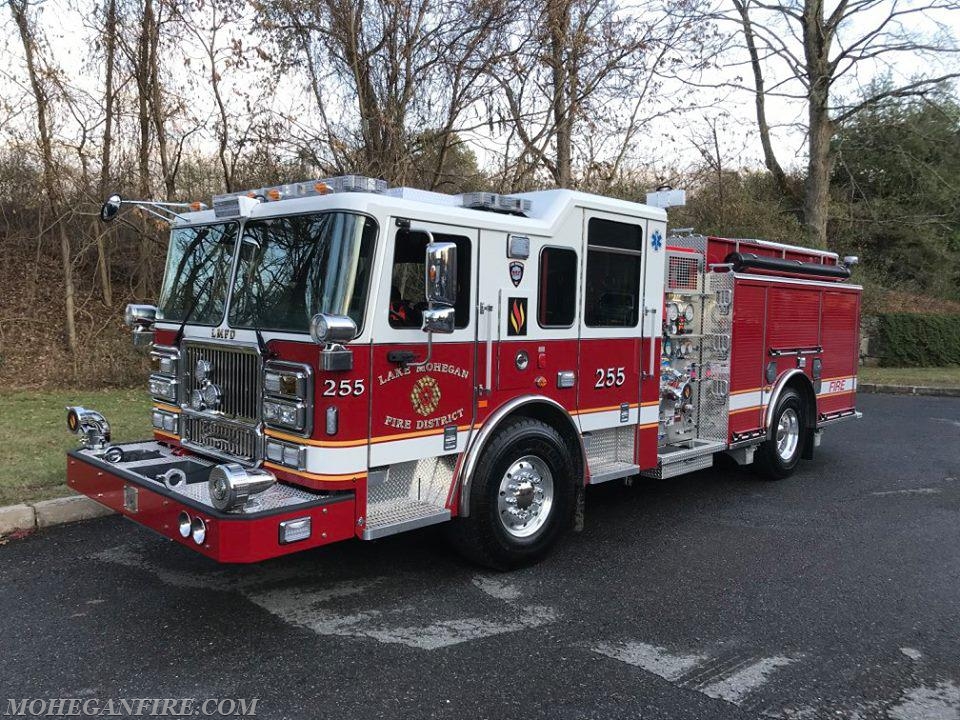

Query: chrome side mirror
[310,313,357,371]
[125,304,157,328]
[422,306,455,334]
[425,241,457,308]
[125,303,157,348]
[100,194,123,222]
[843,255,859,267]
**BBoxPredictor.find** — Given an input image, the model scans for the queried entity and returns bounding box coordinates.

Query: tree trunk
[8,0,78,354]
[733,0,792,201]
[135,0,154,297]
[805,96,834,248]
[97,0,117,306]
[547,0,573,187]
[802,0,833,248]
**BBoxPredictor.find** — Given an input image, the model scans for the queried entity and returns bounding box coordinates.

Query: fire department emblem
[509,261,524,287]
[410,376,441,417]
[507,297,527,336]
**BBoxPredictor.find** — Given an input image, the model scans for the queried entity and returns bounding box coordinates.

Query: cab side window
[538,247,577,327]
[388,229,472,329]
[584,218,642,327]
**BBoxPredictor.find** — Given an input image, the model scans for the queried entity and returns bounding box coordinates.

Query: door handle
[643,306,658,379]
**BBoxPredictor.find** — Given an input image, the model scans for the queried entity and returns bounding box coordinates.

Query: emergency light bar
[212,175,389,219]
[461,192,531,215]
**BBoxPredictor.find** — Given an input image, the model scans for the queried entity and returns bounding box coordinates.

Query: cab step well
[363,457,455,540]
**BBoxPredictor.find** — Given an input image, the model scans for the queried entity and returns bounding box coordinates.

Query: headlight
[148,374,178,402]
[262,399,307,431]
[265,439,306,469]
[178,512,192,538]
[149,346,180,376]
[263,364,310,398]
[151,410,178,434]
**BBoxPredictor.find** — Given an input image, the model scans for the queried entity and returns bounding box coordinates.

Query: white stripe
[303,445,367,475]
[729,390,763,411]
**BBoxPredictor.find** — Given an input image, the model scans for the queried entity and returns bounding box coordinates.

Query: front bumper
[66,441,356,563]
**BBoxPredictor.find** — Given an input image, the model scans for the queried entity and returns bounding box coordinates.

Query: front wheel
[755,388,806,480]
[446,418,576,569]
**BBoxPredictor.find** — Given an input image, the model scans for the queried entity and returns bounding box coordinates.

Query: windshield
[229,212,377,333]
[157,223,238,325]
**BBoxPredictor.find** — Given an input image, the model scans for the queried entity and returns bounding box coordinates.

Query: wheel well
[509,402,586,482]
[456,397,585,517]
[780,373,818,460]
[783,375,818,430]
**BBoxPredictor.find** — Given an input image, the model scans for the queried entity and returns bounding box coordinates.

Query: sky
[1,0,958,194]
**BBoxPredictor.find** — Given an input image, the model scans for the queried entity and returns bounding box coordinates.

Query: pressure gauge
[663,337,673,357]
[666,303,679,322]
[684,304,695,322]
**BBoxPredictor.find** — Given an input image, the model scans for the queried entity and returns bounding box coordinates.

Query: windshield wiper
[173,275,213,347]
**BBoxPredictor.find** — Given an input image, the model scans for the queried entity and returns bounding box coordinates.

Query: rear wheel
[446,418,576,569]
[755,388,805,480]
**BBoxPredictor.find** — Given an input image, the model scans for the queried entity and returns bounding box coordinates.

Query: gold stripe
[263,462,363,483]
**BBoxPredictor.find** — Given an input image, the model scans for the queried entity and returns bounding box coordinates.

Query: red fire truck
[65,176,861,568]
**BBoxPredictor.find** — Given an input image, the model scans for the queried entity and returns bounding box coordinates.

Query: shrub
[876,313,960,367]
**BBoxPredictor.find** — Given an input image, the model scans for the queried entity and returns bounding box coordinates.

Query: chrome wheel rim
[497,455,554,539]
[776,408,800,462]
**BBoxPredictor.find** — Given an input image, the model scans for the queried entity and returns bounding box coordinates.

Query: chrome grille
[182,342,261,421]
[180,341,262,463]
[182,415,260,464]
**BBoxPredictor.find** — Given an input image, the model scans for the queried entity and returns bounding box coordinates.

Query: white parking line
[888,682,960,720]
[591,641,796,709]
[699,656,795,704]
[94,543,560,650]
[591,641,707,682]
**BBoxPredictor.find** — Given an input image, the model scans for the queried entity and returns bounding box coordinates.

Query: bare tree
[488,0,718,190]
[731,0,960,247]
[96,0,118,305]
[7,0,79,354]
[261,0,507,185]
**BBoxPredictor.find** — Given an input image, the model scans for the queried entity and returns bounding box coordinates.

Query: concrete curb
[0,494,114,537]
[858,383,960,398]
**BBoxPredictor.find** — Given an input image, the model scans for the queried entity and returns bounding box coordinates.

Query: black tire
[755,388,806,480]
[446,417,576,570]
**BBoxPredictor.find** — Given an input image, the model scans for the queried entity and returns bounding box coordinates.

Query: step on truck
[65,176,862,568]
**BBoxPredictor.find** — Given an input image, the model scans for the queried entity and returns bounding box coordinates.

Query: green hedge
[877,313,960,367]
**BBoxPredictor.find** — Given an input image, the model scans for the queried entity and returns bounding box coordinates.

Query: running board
[363,500,450,540]
[642,440,727,480]
[588,461,641,485]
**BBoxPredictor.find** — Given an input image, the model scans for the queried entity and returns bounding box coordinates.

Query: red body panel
[66,454,356,563]
[727,274,860,441]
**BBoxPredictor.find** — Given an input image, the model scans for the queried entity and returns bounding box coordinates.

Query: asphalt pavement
[1,393,959,720]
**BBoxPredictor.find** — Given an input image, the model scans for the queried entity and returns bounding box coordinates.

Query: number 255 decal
[595,367,625,388]
[323,379,365,397]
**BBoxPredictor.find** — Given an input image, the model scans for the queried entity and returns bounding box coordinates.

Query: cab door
[576,211,647,461]
[368,221,478,468]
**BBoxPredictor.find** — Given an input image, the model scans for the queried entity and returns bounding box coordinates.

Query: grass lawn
[0,388,151,506]
[859,366,960,388]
